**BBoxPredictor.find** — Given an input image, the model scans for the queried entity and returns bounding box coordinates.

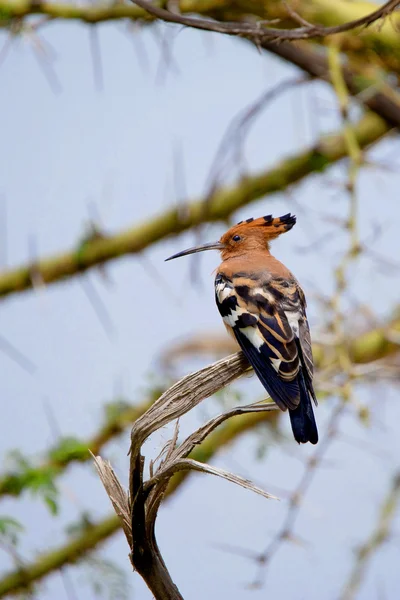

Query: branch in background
[2,0,400,53]
[253,402,345,587]
[0,0,398,597]
[1,306,399,501]
[129,0,400,43]
[0,112,389,300]
[0,396,156,498]
[0,515,120,599]
[0,398,276,598]
[125,4,400,129]
[347,310,400,365]
[2,0,400,82]
[1,346,398,596]
[161,307,400,370]
[204,75,309,199]
[339,471,400,600]
[215,0,400,74]
[259,40,400,128]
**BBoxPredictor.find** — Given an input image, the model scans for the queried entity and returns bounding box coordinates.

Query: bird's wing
[294,286,317,401]
[215,272,315,411]
[281,280,317,405]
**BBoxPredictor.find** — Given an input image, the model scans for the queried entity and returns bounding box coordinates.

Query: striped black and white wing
[215,272,316,411]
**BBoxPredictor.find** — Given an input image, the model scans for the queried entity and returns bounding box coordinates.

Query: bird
[165,213,318,445]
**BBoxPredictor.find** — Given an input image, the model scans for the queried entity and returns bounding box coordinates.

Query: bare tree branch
[2,0,400,75]
[259,40,400,128]
[91,455,132,548]
[129,0,400,43]
[0,406,276,597]
[93,353,278,598]
[0,112,390,300]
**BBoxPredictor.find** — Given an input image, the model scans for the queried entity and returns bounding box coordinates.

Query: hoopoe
[166,214,318,445]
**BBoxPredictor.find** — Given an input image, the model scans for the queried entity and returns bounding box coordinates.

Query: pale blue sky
[0,17,400,600]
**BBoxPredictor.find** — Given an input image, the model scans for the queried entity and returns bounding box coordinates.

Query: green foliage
[0,7,12,22]
[103,399,132,423]
[3,451,59,514]
[0,517,24,547]
[48,437,89,463]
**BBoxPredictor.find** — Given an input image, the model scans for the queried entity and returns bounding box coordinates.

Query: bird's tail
[289,372,318,445]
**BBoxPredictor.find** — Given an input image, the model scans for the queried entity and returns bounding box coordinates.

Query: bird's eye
[232,235,241,242]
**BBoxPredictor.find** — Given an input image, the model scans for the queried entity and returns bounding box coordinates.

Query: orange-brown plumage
[219,214,296,261]
[166,213,318,445]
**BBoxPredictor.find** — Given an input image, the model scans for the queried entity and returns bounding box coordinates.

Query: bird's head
[165,213,296,262]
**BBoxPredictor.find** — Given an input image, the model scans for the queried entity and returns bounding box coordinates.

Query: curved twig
[130,0,400,42]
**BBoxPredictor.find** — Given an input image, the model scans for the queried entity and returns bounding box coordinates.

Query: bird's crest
[219,213,296,257]
[235,213,296,234]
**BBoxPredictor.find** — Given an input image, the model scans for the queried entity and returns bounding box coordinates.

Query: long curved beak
[165,241,225,261]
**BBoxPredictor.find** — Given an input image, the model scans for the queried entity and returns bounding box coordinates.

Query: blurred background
[0,1,400,598]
